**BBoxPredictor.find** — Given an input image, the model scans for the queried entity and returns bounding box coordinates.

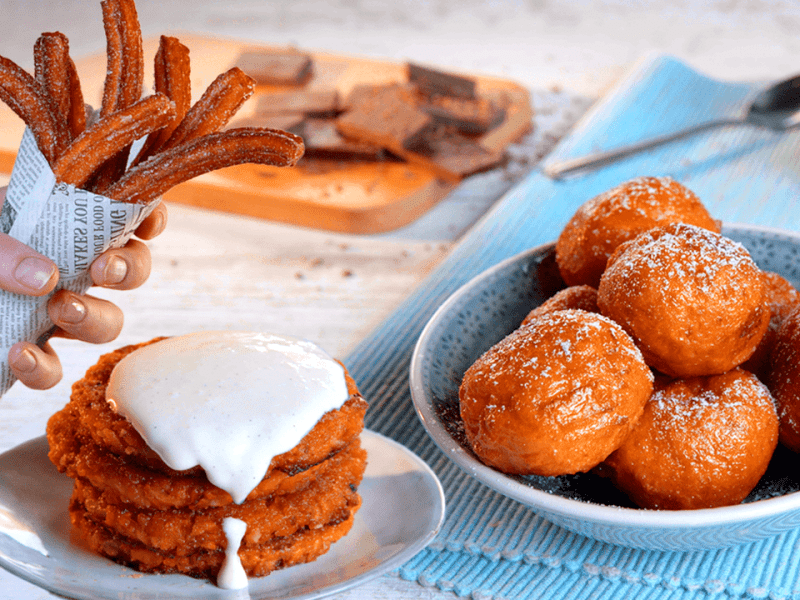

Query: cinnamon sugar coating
[597,223,769,378]
[459,309,653,476]
[555,176,720,288]
[603,369,778,509]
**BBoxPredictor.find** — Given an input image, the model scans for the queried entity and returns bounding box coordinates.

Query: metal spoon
[543,73,800,179]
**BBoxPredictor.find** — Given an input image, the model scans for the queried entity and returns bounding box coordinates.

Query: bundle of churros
[0,0,304,394]
[1,0,304,203]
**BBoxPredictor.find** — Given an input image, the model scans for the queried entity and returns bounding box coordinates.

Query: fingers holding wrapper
[0,236,59,296]
[8,341,62,390]
[48,289,124,344]
[134,201,167,240]
[91,238,152,290]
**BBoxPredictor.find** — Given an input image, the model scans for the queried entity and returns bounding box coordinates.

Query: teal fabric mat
[344,54,800,600]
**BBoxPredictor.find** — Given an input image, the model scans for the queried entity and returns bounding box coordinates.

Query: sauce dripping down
[218,517,248,590]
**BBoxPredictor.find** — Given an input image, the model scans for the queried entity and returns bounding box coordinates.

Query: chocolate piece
[420,94,506,134]
[254,89,339,116]
[340,83,400,111]
[299,118,384,159]
[335,84,432,153]
[407,125,503,178]
[407,62,475,99]
[340,84,375,112]
[235,50,313,86]
[407,63,505,133]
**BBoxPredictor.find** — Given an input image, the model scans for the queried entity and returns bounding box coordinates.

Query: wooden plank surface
[0,35,532,234]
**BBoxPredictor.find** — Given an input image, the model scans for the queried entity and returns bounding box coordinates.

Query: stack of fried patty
[47,339,368,580]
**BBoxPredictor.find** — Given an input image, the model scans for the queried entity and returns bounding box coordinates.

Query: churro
[99,0,142,116]
[133,35,191,163]
[99,0,123,118]
[92,0,144,189]
[52,93,175,188]
[34,32,72,135]
[157,67,256,152]
[103,128,304,204]
[116,0,143,110]
[65,56,86,139]
[152,36,191,125]
[33,32,86,141]
[0,54,69,164]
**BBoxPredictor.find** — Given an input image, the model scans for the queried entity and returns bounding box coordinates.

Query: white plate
[0,429,444,600]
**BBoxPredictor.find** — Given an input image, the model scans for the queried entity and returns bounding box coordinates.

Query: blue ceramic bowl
[410,223,800,551]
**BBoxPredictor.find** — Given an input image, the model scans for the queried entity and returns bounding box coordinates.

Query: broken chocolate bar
[420,94,506,135]
[407,62,476,99]
[299,118,385,159]
[235,49,313,86]
[406,124,503,179]
[254,89,339,116]
[335,84,432,153]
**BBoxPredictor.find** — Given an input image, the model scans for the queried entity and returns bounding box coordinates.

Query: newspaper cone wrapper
[0,129,159,395]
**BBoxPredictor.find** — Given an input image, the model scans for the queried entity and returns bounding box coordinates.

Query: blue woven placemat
[345,54,800,600]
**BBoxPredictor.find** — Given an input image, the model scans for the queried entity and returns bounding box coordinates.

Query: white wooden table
[1,1,799,598]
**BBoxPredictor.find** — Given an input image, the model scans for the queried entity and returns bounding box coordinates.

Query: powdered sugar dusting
[610,223,751,296]
[581,176,700,223]
[645,371,777,477]
[597,221,767,377]
[483,309,650,384]
[652,374,773,435]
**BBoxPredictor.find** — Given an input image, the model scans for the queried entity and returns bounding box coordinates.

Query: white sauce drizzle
[218,517,248,590]
[106,331,350,504]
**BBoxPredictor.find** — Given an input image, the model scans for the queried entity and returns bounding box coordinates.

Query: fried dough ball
[520,285,597,327]
[602,369,778,509]
[597,223,769,378]
[766,308,800,451]
[459,309,653,476]
[743,272,800,380]
[555,176,720,288]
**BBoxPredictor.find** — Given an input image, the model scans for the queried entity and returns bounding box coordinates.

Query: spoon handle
[543,117,741,179]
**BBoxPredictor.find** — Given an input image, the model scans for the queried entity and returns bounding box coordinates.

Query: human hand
[2,188,167,389]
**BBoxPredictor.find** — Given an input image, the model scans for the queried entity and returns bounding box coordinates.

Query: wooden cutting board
[0,35,532,234]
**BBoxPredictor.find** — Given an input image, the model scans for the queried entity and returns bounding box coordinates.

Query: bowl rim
[410,221,800,530]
